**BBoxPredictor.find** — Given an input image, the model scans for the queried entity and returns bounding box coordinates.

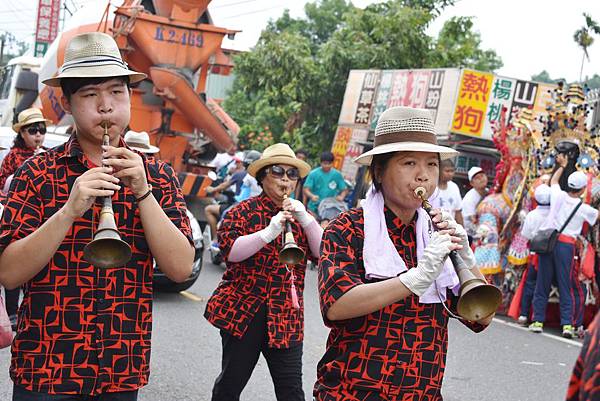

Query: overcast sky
[3,0,600,82]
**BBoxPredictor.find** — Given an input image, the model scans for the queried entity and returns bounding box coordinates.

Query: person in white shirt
[516,184,551,325]
[530,154,599,338]
[210,148,238,179]
[430,159,464,225]
[461,166,488,242]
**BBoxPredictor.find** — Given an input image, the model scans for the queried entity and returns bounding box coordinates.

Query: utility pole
[0,35,5,66]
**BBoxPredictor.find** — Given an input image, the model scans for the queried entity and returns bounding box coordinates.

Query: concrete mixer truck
[0,0,243,290]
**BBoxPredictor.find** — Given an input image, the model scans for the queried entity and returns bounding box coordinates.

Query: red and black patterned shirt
[0,135,192,395]
[0,145,37,190]
[314,207,485,401]
[204,193,311,348]
[566,312,600,401]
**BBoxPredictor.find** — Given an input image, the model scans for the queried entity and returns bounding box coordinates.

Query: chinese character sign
[370,70,393,131]
[35,0,61,56]
[424,70,445,120]
[354,71,380,125]
[452,70,493,138]
[483,76,516,135]
[331,126,353,171]
[340,128,369,182]
[339,71,368,125]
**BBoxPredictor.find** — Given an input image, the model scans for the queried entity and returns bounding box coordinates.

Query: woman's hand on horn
[284,198,314,227]
[398,231,459,296]
[258,211,292,243]
[431,209,475,269]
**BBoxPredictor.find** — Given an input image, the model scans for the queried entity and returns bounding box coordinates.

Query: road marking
[520,361,544,366]
[492,317,582,347]
[180,291,204,302]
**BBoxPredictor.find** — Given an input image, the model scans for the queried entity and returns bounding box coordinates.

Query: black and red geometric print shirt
[314,207,485,401]
[0,145,37,190]
[0,135,192,396]
[566,312,600,401]
[204,193,311,349]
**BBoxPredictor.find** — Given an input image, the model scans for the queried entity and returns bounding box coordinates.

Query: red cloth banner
[35,0,61,44]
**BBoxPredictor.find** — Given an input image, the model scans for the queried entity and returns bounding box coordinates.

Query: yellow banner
[452,70,493,137]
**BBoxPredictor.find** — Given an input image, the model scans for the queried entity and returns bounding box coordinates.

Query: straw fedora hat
[124,130,159,154]
[12,108,52,132]
[354,106,458,165]
[42,32,146,87]
[247,143,311,178]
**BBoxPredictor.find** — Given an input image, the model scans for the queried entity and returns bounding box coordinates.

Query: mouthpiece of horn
[414,187,427,199]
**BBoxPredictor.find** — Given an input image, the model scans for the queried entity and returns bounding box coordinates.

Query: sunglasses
[268,165,300,181]
[25,125,46,135]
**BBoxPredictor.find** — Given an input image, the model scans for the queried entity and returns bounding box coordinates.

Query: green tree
[223,0,503,158]
[585,74,600,90]
[432,17,502,71]
[531,70,555,84]
[0,32,29,66]
[573,13,600,82]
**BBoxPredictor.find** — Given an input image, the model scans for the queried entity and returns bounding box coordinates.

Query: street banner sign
[34,0,61,57]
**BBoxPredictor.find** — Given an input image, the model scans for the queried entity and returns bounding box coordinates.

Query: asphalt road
[0,253,584,401]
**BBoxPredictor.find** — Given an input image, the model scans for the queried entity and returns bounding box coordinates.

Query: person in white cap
[514,184,551,326]
[314,107,494,401]
[529,153,598,338]
[461,166,488,243]
[0,32,194,400]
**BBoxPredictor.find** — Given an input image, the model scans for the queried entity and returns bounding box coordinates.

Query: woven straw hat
[354,106,458,165]
[12,108,52,132]
[42,32,146,87]
[124,130,159,154]
[247,143,311,178]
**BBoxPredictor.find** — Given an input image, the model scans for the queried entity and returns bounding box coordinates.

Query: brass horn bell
[455,268,502,322]
[279,221,305,265]
[82,126,132,269]
[83,200,132,269]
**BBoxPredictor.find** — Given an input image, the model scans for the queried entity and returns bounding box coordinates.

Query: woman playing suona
[1,108,49,192]
[314,106,495,401]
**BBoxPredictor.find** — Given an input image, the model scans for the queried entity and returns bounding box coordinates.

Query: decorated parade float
[472,83,600,328]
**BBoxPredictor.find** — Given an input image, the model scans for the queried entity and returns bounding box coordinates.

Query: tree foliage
[573,13,600,82]
[223,0,503,158]
[530,70,600,90]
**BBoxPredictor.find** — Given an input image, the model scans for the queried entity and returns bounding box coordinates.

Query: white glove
[259,212,285,243]
[398,231,454,296]
[288,198,315,227]
[443,212,475,270]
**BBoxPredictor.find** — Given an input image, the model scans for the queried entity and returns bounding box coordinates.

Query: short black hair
[320,151,334,162]
[440,159,455,169]
[368,153,396,193]
[60,76,130,100]
[256,167,268,187]
[296,148,308,157]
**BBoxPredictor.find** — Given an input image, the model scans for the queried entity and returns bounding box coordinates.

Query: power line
[221,5,285,20]
[211,0,262,9]
[5,0,32,25]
